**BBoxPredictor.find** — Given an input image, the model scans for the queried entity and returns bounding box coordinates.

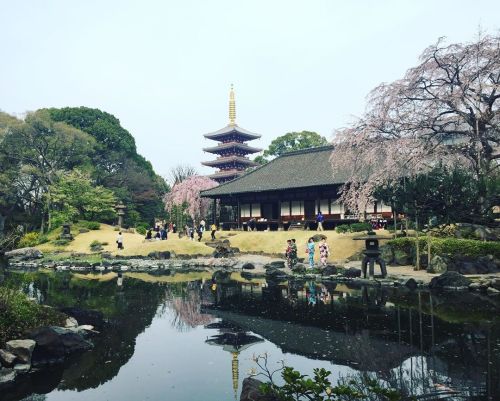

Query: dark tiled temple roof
[204,124,261,141]
[201,145,347,197]
[201,155,259,168]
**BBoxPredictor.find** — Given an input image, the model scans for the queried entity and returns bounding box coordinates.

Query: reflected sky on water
[1,271,499,401]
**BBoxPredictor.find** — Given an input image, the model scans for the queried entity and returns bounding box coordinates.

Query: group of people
[286,237,330,269]
[184,220,218,242]
[370,218,388,230]
[145,222,177,241]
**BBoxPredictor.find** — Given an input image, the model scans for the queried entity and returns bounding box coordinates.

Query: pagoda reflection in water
[205,320,264,400]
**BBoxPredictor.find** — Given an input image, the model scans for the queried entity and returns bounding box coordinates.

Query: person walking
[307,238,315,268]
[210,222,217,240]
[318,238,329,267]
[316,211,325,231]
[145,229,152,240]
[116,231,124,250]
[197,222,204,242]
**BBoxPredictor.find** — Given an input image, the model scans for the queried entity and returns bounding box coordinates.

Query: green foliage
[375,166,498,225]
[335,224,351,234]
[18,232,42,248]
[52,239,71,247]
[335,223,371,234]
[388,237,500,259]
[0,287,66,346]
[255,354,404,401]
[135,223,148,235]
[260,131,328,160]
[349,223,371,232]
[90,240,104,251]
[50,170,117,224]
[80,221,101,230]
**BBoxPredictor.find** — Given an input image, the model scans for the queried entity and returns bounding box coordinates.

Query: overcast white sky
[1,0,499,177]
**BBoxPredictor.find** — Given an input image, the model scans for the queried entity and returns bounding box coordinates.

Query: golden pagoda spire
[232,351,239,400]
[229,84,236,126]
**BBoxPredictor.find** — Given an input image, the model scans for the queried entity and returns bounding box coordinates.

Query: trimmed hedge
[335,222,372,234]
[387,237,500,259]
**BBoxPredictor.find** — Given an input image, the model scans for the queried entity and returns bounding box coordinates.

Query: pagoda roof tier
[204,124,261,141]
[201,156,259,168]
[203,141,262,155]
[207,170,244,181]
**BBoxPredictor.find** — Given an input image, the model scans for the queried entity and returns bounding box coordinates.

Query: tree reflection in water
[0,271,498,401]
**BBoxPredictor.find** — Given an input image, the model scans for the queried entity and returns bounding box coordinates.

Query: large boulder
[265,267,285,280]
[5,340,35,364]
[429,271,471,290]
[428,255,449,274]
[343,267,361,278]
[268,261,285,269]
[240,378,278,401]
[291,264,307,274]
[312,234,327,242]
[242,263,255,270]
[59,307,104,329]
[29,326,93,366]
[447,255,499,275]
[213,245,234,258]
[5,247,43,260]
[147,251,171,260]
[321,265,337,276]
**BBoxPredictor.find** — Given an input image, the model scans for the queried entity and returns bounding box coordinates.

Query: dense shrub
[80,221,101,230]
[350,222,371,232]
[18,232,47,248]
[90,240,103,251]
[335,222,371,234]
[335,224,351,234]
[53,239,71,247]
[0,288,66,346]
[388,237,500,259]
[135,223,148,235]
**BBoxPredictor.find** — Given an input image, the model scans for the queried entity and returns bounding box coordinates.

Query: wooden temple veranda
[201,146,394,231]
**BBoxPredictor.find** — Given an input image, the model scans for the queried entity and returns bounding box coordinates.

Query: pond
[0,270,499,401]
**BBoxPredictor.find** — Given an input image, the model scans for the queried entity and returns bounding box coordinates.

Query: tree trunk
[427,229,431,270]
[414,214,420,271]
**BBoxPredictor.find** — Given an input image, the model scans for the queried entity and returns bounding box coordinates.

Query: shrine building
[201,145,394,231]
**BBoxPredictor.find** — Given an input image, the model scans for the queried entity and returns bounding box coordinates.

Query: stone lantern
[353,231,392,279]
[60,223,73,240]
[115,203,126,228]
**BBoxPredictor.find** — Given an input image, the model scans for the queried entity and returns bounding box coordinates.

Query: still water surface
[1,271,499,401]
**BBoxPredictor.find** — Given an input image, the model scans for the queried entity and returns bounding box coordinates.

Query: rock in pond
[321,265,337,276]
[0,349,17,367]
[5,340,36,364]
[486,287,500,296]
[59,307,104,329]
[343,267,361,278]
[5,247,43,260]
[0,368,17,388]
[29,326,93,366]
[292,264,306,274]
[240,378,278,401]
[429,271,471,290]
[242,262,255,270]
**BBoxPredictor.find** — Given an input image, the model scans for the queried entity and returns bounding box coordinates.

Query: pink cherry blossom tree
[331,33,500,213]
[164,175,218,222]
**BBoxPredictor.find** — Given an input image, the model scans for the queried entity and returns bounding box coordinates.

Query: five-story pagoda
[202,85,261,183]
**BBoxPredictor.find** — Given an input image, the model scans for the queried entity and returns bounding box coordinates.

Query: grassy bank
[36,224,373,262]
[0,287,66,346]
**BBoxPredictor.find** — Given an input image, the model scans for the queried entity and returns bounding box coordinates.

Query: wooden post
[414,212,420,271]
[236,199,241,230]
[427,228,431,270]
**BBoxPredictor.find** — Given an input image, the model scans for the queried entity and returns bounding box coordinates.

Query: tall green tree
[47,107,169,225]
[50,170,116,226]
[255,131,328,164]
